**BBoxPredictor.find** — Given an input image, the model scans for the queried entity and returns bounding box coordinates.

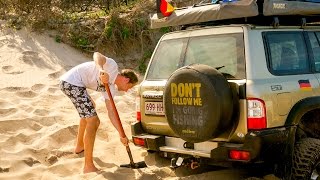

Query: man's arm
[105,99,129,146]
[93,52,106,70]
[94,52,109,85]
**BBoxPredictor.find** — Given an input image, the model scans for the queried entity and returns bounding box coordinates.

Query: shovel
[98,65,147,169]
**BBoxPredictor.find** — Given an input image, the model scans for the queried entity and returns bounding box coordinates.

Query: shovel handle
[126,146,135,166]
[103,82,135,164]
[103,82,126,138]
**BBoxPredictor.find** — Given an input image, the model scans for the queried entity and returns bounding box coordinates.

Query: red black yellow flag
[157,0,174,17]
[298,79,312,91]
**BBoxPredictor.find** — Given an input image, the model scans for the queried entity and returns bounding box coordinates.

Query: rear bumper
[131,122,295,163]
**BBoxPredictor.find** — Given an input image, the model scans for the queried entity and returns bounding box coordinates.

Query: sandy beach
[0,24,278,180]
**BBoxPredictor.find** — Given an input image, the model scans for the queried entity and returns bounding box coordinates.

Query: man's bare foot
[74,147,84,154]
[83,166,99,174]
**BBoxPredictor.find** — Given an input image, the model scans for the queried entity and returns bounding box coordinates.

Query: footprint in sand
[2,65,13,71]
[15,132,36,144]
[58,151,74,158]
[44,151,74,165]
[20,51,40,66]
[46,155,58,165]
[21,55,40,65]
[48,69,65,79]
[3,86,29,92]
[1,65,23,75]
[22,51,39,56]
[0,108,18,117]
[20,50,52,69]
[0,99,13,108]
[15,90,38,98]
[0,167,9,173]
[0,39,9,47]
[47,87,59,94]
[47,124,78,142]
[23,157,40,167]
[51,150,74,158]
[31,83,46,93]
[21,106,34,113]
[33,109,50,116]
[29,121,43,131]
[7,44,16,48]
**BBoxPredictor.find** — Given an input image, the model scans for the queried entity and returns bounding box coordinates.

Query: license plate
[145,102,164,115]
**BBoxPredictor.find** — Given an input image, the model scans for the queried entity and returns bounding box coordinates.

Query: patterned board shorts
[59,80,97,118]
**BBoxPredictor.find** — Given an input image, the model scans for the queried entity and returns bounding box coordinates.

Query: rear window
[308,32,320,72]
[146,38,187,80]
[263,32,310,75]
[146,33,245,80]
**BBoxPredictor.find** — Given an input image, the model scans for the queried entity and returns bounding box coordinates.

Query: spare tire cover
[164,64,234,143]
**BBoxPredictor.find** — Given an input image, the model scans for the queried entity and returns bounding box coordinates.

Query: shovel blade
[120,161,147,169]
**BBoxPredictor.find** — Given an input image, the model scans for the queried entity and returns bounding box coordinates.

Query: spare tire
[164,64,234,143]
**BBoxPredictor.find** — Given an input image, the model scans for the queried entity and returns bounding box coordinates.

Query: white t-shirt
[60,57,119,100]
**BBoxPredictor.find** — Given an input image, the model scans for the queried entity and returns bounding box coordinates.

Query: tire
[163,64,235,143]
[291,138,320,180]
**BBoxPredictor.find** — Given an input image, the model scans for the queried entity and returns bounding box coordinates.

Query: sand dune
[0,24,278,180]
[0,26,168,180]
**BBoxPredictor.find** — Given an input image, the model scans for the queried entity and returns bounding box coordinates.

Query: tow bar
[170,157,201,170]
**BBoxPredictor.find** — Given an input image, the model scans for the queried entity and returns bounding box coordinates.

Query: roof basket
[150,0,320,29]
[178,15,319,30]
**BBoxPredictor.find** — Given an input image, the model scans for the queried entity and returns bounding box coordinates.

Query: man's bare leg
[75,118,86,153]
[83,116,100,173]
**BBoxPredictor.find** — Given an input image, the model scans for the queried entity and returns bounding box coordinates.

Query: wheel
[291,138,320,180]
[163,64,235,143]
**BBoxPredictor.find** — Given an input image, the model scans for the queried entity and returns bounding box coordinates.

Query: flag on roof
[160,0,174,17]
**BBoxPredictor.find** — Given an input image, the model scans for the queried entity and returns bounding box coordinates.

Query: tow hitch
[170,157,201,170]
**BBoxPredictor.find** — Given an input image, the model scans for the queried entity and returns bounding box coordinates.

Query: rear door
[263,30,320,126]
[141,26,246,139]
[305,31,320,84]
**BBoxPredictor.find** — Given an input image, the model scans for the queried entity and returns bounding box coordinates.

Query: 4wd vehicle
[131,1,320,179]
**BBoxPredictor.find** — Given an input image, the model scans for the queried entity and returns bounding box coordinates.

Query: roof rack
[180,15,320,30]
[150,0,320,29]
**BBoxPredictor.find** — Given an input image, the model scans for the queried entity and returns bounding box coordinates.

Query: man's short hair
[120,69,139,85]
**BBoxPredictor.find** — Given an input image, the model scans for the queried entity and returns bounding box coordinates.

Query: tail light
[136,96,141,121]
[247,98,267,130]
[229,150,250,161]
[133,137,146,147]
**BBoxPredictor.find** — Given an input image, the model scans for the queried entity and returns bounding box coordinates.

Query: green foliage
[138,50,153,74]
[64,12,81,22]
[138,61,147,74]
[55,35,62,43]
[143,50,153,59]
[160,27,171,33]
[121,27,130,39]
[103,10,120,40]
[102,9,135,48]
[104,25,114,39]
[7,17,23,30]
[87,10,107,19]
[76,37,89,47]
[69,33,90,49]
[136,18,146,29]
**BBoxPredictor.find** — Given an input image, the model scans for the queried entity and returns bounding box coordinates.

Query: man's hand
[99,70,109,85]
[120,136,129,146]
